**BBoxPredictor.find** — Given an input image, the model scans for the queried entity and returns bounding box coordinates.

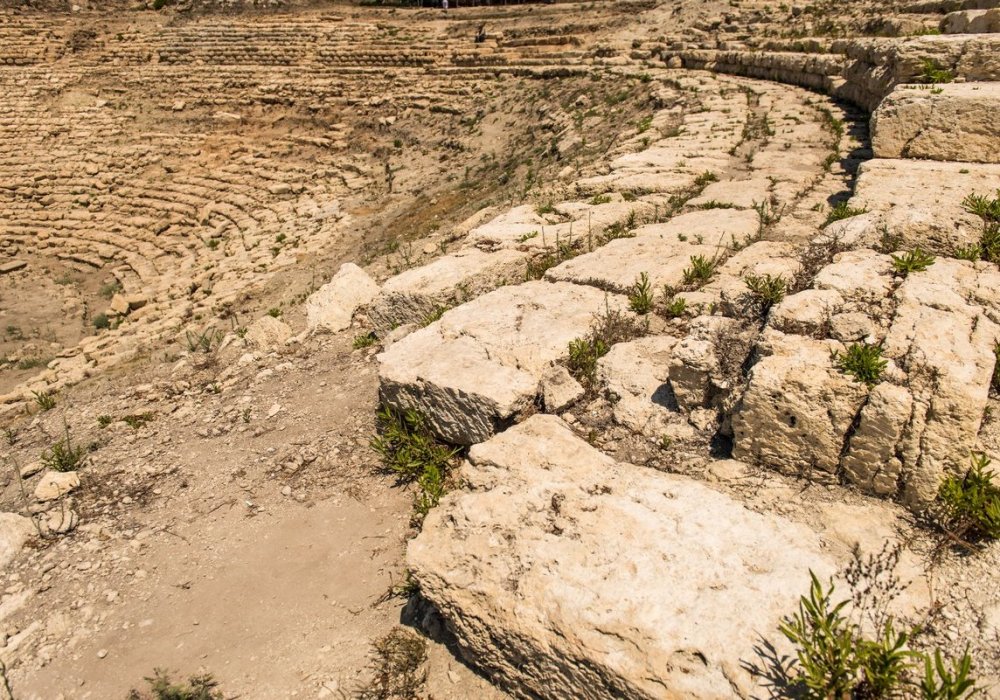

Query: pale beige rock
[244,315,292,350]
[668,316,741,413]
[539,365,584,413]
[597,335,680,435]
[872,82,1000,164]
[688,177,772,209]
[842,383,913,496]
[849,159,1000,253]
[305,263,379,332]
[378,281,628,445]
[409,415,835,700]
[367,249,526,336]
[0,513,35,570]
[941,8,1000,34]
[34,470,81,502]
[732,329,868,479]
[770,289,845,336]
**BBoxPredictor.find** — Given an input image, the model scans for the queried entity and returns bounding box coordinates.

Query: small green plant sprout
[97,414,114,428]
[126,669,224,700]
[742,273,787,315]
[937,452,1000,544]
[962,190,1000,263]
[353,332,378,349]
[824,201,868,228]
[419,306,448,327]
[920,649,977,700]
[567,336,609,388]
[42,430,86,472]
[589,194,612,206]
[682,254,717,288]
[628,272,654,315]
[695,171,718,187]
[371,406,457,515]
[122,412,155,430]
[920,58,955,84]
[660,289,687,320]
[266,307,282,318]
[535,201,556,216]
[32,390,56,412]
[962,190,1000,222]
[185,327,223,354]
[834,342,887,387]
[891,248,936,276]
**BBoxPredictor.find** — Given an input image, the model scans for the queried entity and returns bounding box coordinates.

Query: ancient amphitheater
[1,0,999,697]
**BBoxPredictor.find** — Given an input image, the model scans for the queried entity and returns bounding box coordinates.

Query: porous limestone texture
[871,82,1000,163]
[367,249,527,336]
[409,415,835,699]
[305,263,379,332]
[378,281,627,445]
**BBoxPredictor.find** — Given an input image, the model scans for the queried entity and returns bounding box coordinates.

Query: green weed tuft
[127,670,224,700]
[834,343,886,387]
[937,452,1000,544]
[742,273,787,315]
[920,58,955,84]
[891,248,935,276]
[682,255,717,289]
[628,272,654,315]
[824,202,868,228]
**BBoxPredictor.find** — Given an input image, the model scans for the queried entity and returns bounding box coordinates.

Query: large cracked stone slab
[408,414,834,700]
[367,249,527,336]
[305,263,379,332]
[378,281,627,445]
[872,82,1000,163]
[849,159,1000,253]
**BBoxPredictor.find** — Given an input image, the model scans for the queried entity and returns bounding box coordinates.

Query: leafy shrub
[835,343,887,387]
[567,336,609,388]
[93,313,111,330]
[742,273,786,314]
[42,434,86,472]
[660,292,687,320]
[824,202,868,227]
[628,272,654,315]
[32,390,56,412]
[891,248,935,276]
[937,452,1000,543]
[122,412,155,430]
[920,58,954,84]
[98,415,114,428]
[780,572,978,700]
[682,255,717,288]
[127,670,223,700]
[353,332,378,349]
[372,406,457,515]
[962,190,1000,263]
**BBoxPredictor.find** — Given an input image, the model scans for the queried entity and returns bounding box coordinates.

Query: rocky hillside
[0,0,999,697]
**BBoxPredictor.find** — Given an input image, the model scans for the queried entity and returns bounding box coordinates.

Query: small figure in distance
[475,23,487,43]
[442,0,448,10]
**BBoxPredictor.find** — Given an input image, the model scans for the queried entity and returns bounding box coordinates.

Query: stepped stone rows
[3,0,1000,696]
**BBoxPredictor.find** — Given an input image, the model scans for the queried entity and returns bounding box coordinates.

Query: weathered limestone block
[596,335,680,435]
[850,159,1000,253]
[841,383,913,496]
[668,316,743,413]
[409,415,835,700]
[545,234,718,293]
[378,281,627,445]
[872,82,1000,163]
[770,289,845,337]
[941,8,1000,34]
[34,471,80,502]
[367,249,526,336]
[688,177,772,210]
[305,263,378,332]
[883,260,1000,506]
[244,315,292,350]
[539,365,584,413]
[732,329,869,479]
[0,513,35,570]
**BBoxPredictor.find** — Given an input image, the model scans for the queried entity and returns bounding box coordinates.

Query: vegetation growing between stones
[32,390,56,412]
[372,406,458,517]
[566,304,648,388]
[628,272,654,315]
[681,254,718,289]
[834,343,886,387]
[824,202,868,228]
[891,249,935,277]
[779,572,977,700]
[961,190,1000,263]
[937,452,1000,545]
[127,670,224,700]
[358,627,427,700]
[919,58,955,85]
[741,273,787,317]
[41,426,86,472]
